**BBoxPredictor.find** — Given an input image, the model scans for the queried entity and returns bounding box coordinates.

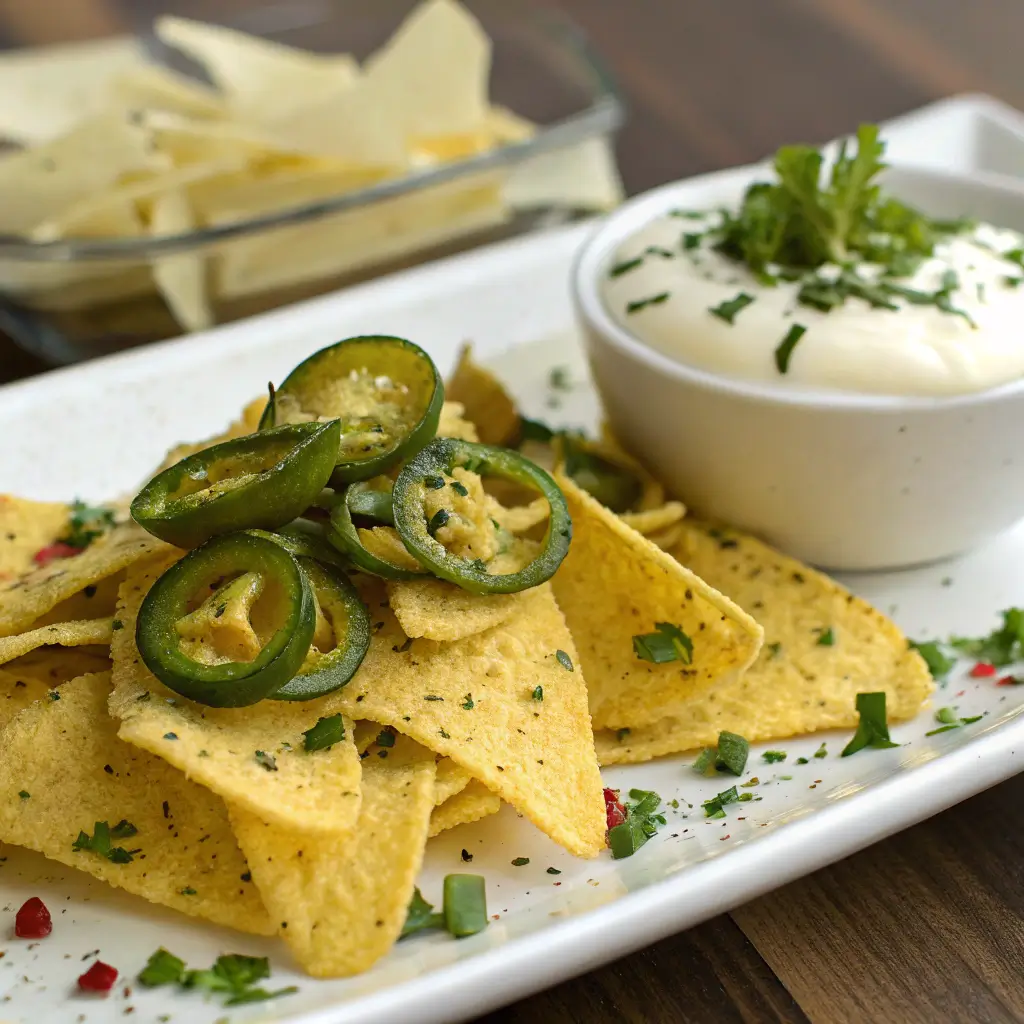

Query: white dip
[602,212,1024,397]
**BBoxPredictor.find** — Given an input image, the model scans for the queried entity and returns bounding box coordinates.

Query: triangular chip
[229,734,435,977]
[150,188,213,333]
[0,522,167,637]
[552,476,762,730]
[595,522,934,764]
[434,756,472,805]
[0,617,112,666]
[0,672,273,935]
[387,577,520,642]
[0,495,69,580]
[429,779,501,837]
[322,581,605,858]
[5,646,112,686]
[0,667,52,729]
[109,556,362,836]
[444,343,520,446]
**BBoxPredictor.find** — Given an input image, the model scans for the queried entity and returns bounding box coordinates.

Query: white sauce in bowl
[601,212,1024,396]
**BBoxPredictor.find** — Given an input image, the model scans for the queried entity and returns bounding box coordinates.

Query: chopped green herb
[254,750,278,772]
[795,757,809,765]
[767,642,782,658]
[762,750,787,763]
[608,788,665,858]
[424,475,445,489]
[60,500,115,549]
[401,887,445,938]
[703,786,740,818]
[950,608,1024,667]
[546,867,562,875]
[48,690,60,701]
[443,874,488,937]
[461,694,475,710]
[813,742,828,759]
[511,857,530,866]
[632,621,693,665]
[302,714,345,752]
[616,727,631,742]
[609,256,644,278]
[909,640,956,679]
[555,649,573,672]
[626,292,671,314]
[163,732,177,740]
[428,508,450,535]
[715,731,749,776]
[72,820,140,864]
[375,729,395,748]
[177,953,296,1007]
[531,685,543,701]
[111,619,123,630]
[775,323,807,373]
[179,886,197,896]
[138,949,187,987]
[549,366,571,391]
[18,790,30,800]
[424,694,444,701]
[842,691,899,756]
[709,292,755,324]
[692,746,717,776]
[925,706,985,736]
[816,627,835,646]
[738,792,753,802]
[682,232,703,251]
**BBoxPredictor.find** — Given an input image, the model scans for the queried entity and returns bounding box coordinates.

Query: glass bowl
[0,0,624,364]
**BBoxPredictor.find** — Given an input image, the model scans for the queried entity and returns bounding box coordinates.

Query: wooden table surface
[2,2,1024,1022]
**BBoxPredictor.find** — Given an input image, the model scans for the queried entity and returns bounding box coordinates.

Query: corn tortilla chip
[111,64,227,120]
[109,555,363,836]
[445,343,519,446]
[438,401,480,442]
[0,495,69,581]
[229,734,435,977]
[0,668,52,728]
[6,646,112,686]
[595,522,934,764]
[620,502,686,536]
[150,188,213,333]
[0,522,167,637]
[387,577,520,642]
[322,581,605,858]
[429,779,500,837]
[552,475,763,731]
[0,672,273,935]
[434,757,472,806]
[31,570,123,626]
[0,618,112,667]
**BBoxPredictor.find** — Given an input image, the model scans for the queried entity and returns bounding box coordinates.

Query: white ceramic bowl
[572,164,1024,571]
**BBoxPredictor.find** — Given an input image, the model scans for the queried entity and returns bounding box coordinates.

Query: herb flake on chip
[555,649,574,672]
[254,750,278,772]
[60,500,116,550]
[72,820,140,864]
[841,692,899,756]
[461,694,475,710]
[816,627,836,646]
[531,685,544,701]
[632,622,693,665]
[302,714,345,752]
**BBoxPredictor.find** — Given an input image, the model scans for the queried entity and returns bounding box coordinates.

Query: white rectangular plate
[2,221,1024,1024]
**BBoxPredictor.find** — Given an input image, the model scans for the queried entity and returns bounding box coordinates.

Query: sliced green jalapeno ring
[135,532,316,708]
[131,421,342,549]
[273,558,371,701]
[325,484,428,580]
[558,435,644,514]
[392,438,572,595]
[260,335,444,484]
[248,520,349,571]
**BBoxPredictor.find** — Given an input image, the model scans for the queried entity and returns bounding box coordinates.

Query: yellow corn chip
[0,523,167,637]
[620,502,687,537]
[445,343,519,446]
[434,757,472,806]
[387,577,520,642]
[0,667,52,728]
[323,581,605,858]
[229,734,435,977]
[595,522,934,764]
[0,495,68,581]
[429,779,500,837]
[109,556,363,836]
[552,475,763,731]
[0,672,273,935]
[5,646,112,686]
[0,618,112,667]
[31,571,123,626]
[437,401,480,442]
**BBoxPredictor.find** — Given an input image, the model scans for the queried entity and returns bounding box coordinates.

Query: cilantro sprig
[608,788,666,859]
[950,608,1024,667]
[138,948,297,1007]
[841,692,899,757]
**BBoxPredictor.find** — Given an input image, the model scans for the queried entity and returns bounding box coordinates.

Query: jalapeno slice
[248,520,349,571]
[260,335,444,484]
[393,438,572,595]
[131,421,342,548]
[273,558,371,701]
[136,532,316,708]
[326,484,427,580]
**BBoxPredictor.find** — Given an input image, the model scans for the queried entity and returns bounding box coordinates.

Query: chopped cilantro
[625,292,671,314]
[302,714,345,752]
[428,508,450,535]
[925,706,985,736]
[842,692,899,756]
[72,820,140,863]
[715,731,750,776]
[376,729,395,748]
[762,750,787,763]
[813,742,828,759]
[616,727,631,742]
[111,619,123,630]
[18,790,30,800]
[461,694,475,710]
[632,622,693,664]
[401,888,444,938]
[547,867,562,875]
[254,750,278,772]
[138,949,187,987]
[548,366,571,391]
[795,757,809,765]
[609,256,644,278]
[424,475,445,489]
[909,640,956,679]
[816,627,835,646]
[709,292,756,324]
[179,886,197,896]
[775,323,807,373]
[555,649,574,672]
[163,732,177,740]
[703,786,740,818]
[450,481,469,497]
[950,608,1024,667]
[767,642,782,658]
[692,746,717,776]
[511,857,530,866]
[172,953,296,1007]
[60,500,115,549]
[682,232,703,251]
[531,685,544,701]
[608,788,666,859]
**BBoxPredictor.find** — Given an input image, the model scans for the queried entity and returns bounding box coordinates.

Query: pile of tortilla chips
[0,351,932,979]
[0,0,623,334]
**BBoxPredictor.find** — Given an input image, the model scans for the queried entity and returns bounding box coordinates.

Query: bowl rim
[572,160,1024,412]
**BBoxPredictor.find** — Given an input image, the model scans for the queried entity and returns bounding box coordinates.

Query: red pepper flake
[33,542,83,567]
[78,960,118,993]
[603,787,626,834]
[997,675,1022,687]
[970,662,996,678]
[14,897,52,938]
